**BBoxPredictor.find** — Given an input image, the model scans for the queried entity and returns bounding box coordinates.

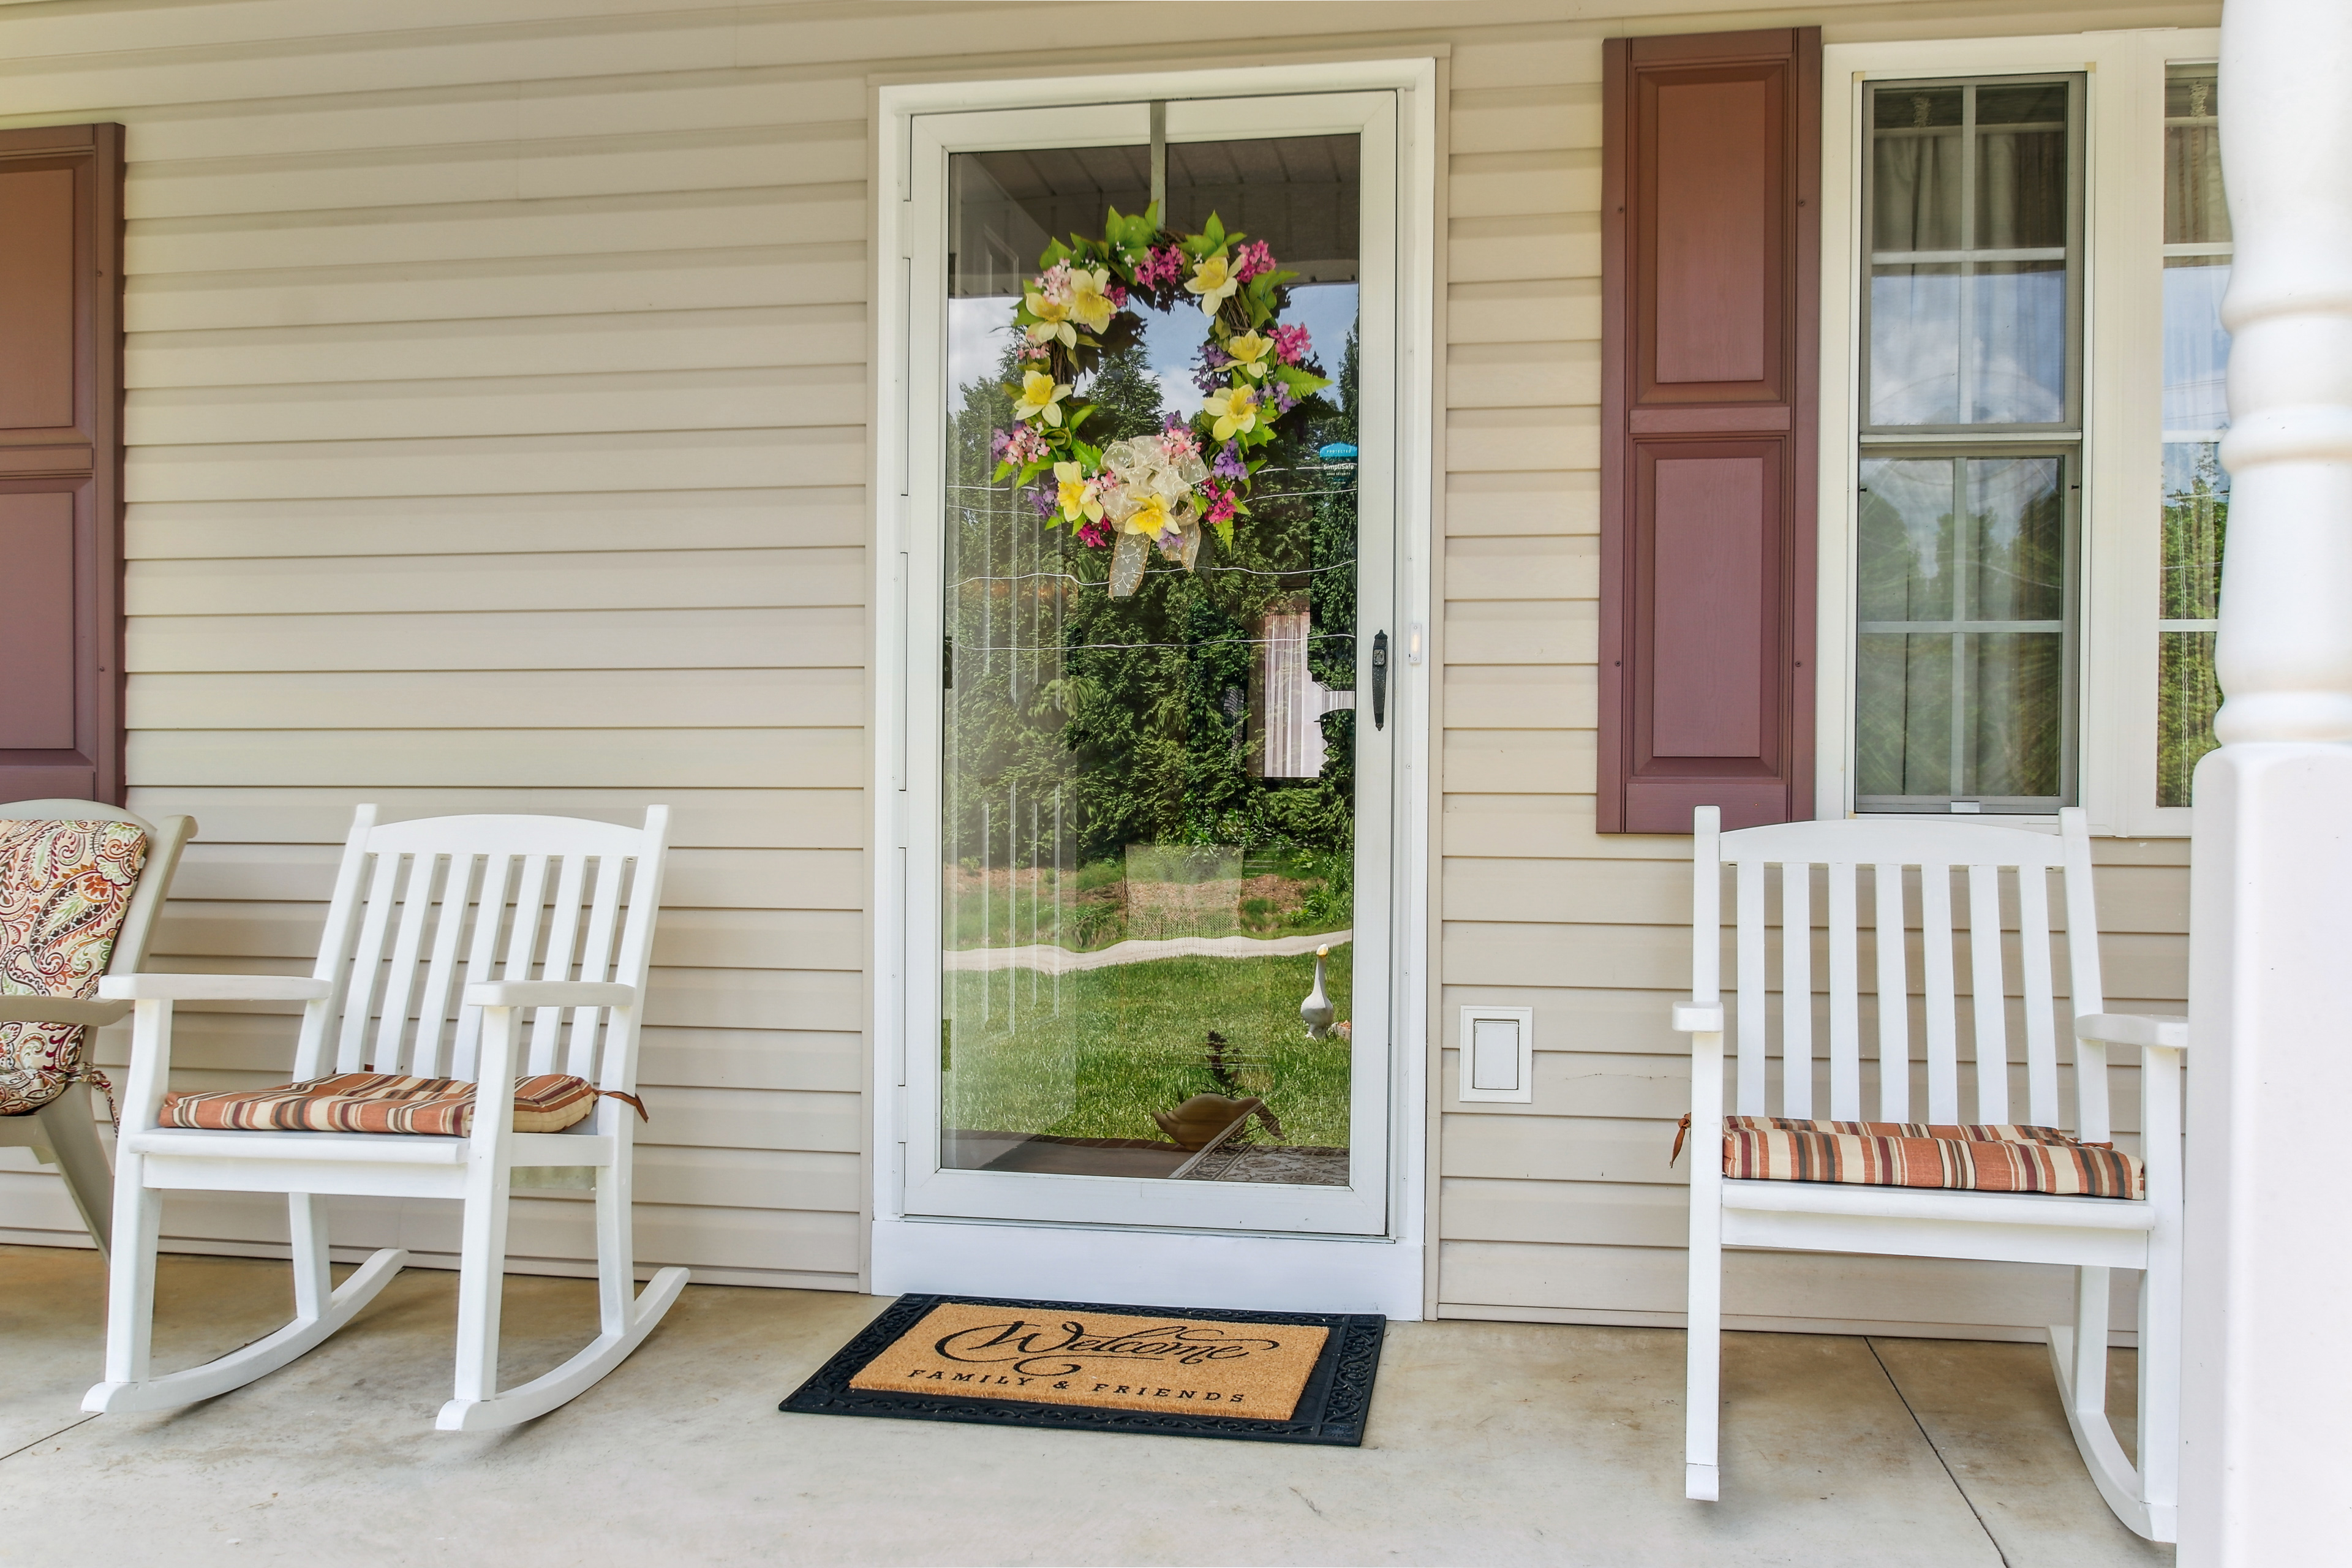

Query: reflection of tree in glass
[943,311,1360,950]
[2158,445,2228,805]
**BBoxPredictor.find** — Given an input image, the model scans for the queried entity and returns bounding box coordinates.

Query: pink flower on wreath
[1017,342,1051,363]
[1272,323,1313,366]
[1107,281,1129,308]
[1135,246,1185,287]
[1232,241,1276,282]
[1076,518,1110,547]
[1207,483,1238,526]
[1157,415,1201,461]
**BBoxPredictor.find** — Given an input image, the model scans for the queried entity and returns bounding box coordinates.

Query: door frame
[868,57,1438,1316]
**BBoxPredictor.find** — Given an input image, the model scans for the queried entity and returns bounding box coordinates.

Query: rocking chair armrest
[1672,1001,1727,1033]
[97,974,333,1003]
[2075,1012,2189,1051]
[0,995,130,1027]
[464,981,636,1009]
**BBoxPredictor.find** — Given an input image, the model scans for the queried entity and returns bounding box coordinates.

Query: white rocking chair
[85,805,685,1431]
[1676,807,2183,1542]
[0,799,195,1255]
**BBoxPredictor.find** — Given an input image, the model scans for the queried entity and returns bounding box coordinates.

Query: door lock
[1371,631,1389,731]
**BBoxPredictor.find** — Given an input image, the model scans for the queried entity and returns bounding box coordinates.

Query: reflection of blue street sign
[1317,443,1359,461]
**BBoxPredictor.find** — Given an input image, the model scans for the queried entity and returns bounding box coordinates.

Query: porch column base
[2181,742,2352,1564]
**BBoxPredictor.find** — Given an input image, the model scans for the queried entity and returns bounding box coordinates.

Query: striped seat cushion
[1721,1114,2142,1199]
[160,1072,601,1137]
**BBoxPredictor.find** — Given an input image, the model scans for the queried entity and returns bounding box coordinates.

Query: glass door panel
[908,93,1396,1234]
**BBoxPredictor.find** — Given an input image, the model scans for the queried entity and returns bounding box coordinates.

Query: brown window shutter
[0,125,125,804]
[1599,32,1819,833]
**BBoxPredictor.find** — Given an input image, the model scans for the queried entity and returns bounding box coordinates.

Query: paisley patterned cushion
[0,820,149,1117]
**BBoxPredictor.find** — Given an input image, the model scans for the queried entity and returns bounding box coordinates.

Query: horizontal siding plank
[1439,666,1591,731]
[127,727,865,790]
[124,786,866,849]
[129,304,866,390]
[127,244,864,333]
[129,668,866,732]
[130,605,864,674]
[160,843,864,910]
[129,546,863,617]
[1438,1241,2087,1330]
[129,364,862,446]
[129,488,867,561]
[1444,533,1596,600]
[126,427,865,502]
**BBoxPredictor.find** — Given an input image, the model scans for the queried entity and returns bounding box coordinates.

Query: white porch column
[2181,3,2352,1560]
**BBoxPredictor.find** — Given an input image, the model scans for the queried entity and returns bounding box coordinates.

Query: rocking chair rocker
[84,805,684,1430]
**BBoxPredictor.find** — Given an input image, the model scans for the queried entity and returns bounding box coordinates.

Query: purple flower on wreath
[1024,484,1057,519]
[1212,440,1246,481]
[1189,340,1231,394]
[1271,382,1298,416]
[990,428,1012,462]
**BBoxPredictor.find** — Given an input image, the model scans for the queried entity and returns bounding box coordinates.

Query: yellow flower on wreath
[1023,290,1076,347]
[1223,330,1275,379]
[1067,267,1118,334]
[1014,370,1071,427]
[1186,251,1239,317]
[1204,383,1261,442]
[1121,491,1176,537]
[1054,461,1104,524]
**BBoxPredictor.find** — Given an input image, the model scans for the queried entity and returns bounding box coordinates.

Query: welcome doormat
[780,1294,1385,1446]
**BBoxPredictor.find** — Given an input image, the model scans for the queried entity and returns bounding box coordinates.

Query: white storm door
[897,90,1401,1235]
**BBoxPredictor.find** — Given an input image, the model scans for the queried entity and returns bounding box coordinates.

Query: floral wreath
[989,206,1333,597]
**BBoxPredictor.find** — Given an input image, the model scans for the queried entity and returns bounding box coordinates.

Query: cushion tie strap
[596,1088,649,1122]
[1671,1112,1692,1167]
[72,1068,119,1129]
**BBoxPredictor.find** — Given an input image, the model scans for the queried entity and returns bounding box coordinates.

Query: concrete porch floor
[0,1245,2170,1567]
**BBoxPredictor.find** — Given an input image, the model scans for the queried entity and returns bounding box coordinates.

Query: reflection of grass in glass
[944,945,1352,1145]
[941,848,1352,953]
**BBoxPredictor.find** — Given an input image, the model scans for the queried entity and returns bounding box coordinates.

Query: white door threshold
[871,1216,1423,1319]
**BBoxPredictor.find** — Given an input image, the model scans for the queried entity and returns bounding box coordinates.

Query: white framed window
[1816,29,2225,834]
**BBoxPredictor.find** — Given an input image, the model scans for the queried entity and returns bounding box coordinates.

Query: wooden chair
[0,800,195,1256]
[83,805,685,1431]
[1676,807,2184,1542]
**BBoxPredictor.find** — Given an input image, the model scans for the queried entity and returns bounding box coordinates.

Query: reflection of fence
[1254,600,1355,778]
[943,929,1352,974]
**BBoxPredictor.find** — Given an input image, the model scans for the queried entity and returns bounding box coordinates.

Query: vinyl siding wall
[0,0,2214,1324]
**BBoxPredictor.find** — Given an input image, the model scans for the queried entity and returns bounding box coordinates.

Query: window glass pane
[2156,66,2231,809]
[1856,633,1954,797]
[1970,455,2067,622]
[1969,262,2068,423]
[1869,266,1960,424]
[2158,631,2222,807]
[2162,443,2229,620]
[1858,458,1956,620]
[1975,84,2069,247]
[1864,78,2077,431]
[1872,89,1963,251]
[1970,632,2066,797]
[2163,258,2232,432]
[2165,68,2230,244]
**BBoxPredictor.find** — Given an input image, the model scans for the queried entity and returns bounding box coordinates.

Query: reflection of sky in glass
[1968,268,2066,423]
[1870,271,1959,424]
[2163,261,2231,432]
[948,283,1359,424]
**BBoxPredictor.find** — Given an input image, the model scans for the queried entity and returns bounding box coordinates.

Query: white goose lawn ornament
[1300,944,1336,1039]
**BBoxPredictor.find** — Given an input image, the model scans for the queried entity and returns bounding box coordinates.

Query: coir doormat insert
[780,1294,1385,1446]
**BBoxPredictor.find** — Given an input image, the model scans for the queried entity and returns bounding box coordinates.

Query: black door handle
[1371,631,1389,731]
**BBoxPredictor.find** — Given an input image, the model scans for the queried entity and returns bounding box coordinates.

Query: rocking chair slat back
[1703,812,2099,1132]
[290,811,669,1094]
